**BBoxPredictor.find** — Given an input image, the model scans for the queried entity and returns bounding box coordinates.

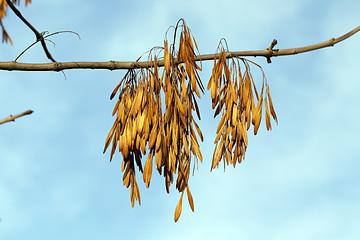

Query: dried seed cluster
[104,19,203,222]
[104,19,277,222]
[208,46,278,171]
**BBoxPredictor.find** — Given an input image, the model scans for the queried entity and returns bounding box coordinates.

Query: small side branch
[265,39,278,63]
[5,0,56,62]
[0,25,359,71]
[0,110,34,125]
[14,30,81,62]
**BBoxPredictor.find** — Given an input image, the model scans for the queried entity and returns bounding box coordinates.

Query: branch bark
[0,25,359,72]
[0,110,33,125]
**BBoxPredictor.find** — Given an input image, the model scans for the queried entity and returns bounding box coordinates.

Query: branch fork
[5,0,57,62]
[266,39,278,63]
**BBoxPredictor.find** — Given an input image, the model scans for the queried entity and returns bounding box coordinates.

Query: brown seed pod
[103,19,277,222]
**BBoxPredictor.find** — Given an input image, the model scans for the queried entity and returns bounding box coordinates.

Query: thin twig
[5,0,56,62]
[266,39,278,63]
[0,110,34,125]
[14,30,81,62]
[0,25,359,71]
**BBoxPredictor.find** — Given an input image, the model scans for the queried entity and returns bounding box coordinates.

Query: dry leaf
[187,186,194,212]
[148,122,158,149]
[164,40,171,75]
[252,84,264,135]
[192,119,203,142]
[266,84,278,124]
[174,191,184,222]
[231,102,238,126]
[265,97,271,130]
[143,151,153,188]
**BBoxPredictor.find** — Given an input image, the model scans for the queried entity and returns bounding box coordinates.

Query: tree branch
[5,0,56,62]
[0,25,359,71]
[0,110,33,125]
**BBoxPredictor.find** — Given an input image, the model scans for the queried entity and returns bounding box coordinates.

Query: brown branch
[0,25,359,71]
[0,110,33,125]
[5,0,56,62]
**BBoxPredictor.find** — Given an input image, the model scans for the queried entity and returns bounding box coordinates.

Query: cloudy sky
[1,0,360,239]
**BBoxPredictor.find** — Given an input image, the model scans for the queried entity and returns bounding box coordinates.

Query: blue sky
[1,0,360,239]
